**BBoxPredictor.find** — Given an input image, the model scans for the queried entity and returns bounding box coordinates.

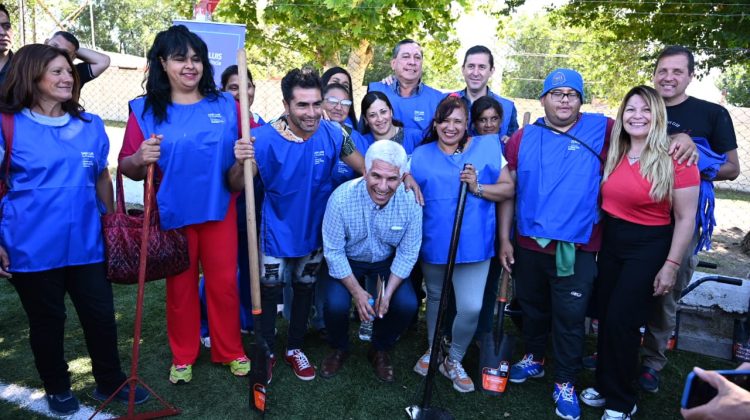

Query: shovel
[406,166,470,420]
[478,269,515,396]
[237,48,270,416]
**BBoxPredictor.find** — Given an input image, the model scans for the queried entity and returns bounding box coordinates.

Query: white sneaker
[580,387,605,407]
[601,404,637,420]
[413,350,430,376]
[439,357,475,393]
[200,336,211,348]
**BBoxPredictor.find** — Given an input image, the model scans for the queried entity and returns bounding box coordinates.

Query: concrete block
[675,271,748,360]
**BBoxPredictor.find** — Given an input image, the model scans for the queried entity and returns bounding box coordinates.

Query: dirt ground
[700,193,750,279]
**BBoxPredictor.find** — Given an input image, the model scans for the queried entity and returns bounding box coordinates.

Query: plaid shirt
[322,178,422,280]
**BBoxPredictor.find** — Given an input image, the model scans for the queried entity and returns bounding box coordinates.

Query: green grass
[0,279,737,419]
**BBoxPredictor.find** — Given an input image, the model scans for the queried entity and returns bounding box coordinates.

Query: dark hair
[0,4,9,22]
[51,31,80,51]
[0,44,85,118]
[463,45,494,68]
[392,38,420,59]
[470,96,503,127]
[423,95,469,147]
[281,66,321,103]
[143,25,219,125]
[220,64,253,90]
[321,66,356,123]
[323,82,349,97]
[359,91,403,135]
[655,45,695,75]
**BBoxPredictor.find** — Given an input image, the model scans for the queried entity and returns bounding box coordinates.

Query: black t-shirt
[76,62,96,87]
[666,96,737,154]
[0,50,13,87]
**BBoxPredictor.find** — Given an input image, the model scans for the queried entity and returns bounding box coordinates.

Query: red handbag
[103,165,190,284]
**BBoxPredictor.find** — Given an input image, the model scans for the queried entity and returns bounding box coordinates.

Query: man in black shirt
[640,45,740,393]
[0,4,13,86]
[46,31,111,88]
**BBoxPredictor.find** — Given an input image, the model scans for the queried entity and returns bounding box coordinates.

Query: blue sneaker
[46,390,80,416]
[553,382,581,420]
[92,385,150,405]
[509,353,545,383]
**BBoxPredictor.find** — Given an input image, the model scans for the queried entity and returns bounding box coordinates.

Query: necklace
[627,154,640,160]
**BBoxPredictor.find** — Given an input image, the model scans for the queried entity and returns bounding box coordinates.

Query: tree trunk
[741,230,750,256]
[346,39,373,98]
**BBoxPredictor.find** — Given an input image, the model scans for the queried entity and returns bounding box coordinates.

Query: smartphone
[681,369,750,409]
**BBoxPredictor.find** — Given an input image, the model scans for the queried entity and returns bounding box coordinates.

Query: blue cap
[540,68,585,101]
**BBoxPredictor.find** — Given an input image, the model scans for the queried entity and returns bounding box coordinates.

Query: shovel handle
[237,48,262,314]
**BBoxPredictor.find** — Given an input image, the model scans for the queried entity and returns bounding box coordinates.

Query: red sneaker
[284,349,316,381]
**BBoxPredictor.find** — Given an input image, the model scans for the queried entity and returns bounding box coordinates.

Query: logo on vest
[414,110,425,122]
[207,113,226,124]
[81,151,95,168]
[314,150,325,165]
[568,140,581,152]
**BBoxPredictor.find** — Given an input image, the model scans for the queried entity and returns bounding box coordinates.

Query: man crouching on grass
[319,140,422,383]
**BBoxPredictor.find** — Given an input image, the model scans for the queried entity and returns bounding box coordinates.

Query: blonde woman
[580,85,699,419]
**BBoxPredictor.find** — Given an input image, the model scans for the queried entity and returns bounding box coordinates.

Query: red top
[601,157,699,226]
[504,117,615,254]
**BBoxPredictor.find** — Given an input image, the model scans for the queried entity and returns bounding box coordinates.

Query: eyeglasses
[324,97,352,107]
[0,22,11,31]
[548,91,580,102]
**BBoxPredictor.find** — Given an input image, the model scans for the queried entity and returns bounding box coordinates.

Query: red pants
[167,198,245,365]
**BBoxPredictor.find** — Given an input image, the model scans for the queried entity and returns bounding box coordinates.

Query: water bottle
[359,298,374,341]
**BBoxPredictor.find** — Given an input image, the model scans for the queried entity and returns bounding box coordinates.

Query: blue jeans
[324,258,417,352]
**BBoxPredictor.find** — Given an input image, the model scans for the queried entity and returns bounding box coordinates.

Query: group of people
[0,10,744,419]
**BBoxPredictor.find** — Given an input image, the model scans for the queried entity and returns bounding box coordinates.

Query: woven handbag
[103,165,189,284]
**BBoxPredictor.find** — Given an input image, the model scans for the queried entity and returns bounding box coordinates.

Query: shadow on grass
[0,279,737,419]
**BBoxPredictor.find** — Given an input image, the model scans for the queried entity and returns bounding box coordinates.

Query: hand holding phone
[681,365,750,419]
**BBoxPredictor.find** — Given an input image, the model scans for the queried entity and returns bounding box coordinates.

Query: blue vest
[458,89,516,138]
[368,81,445,132]
[130,94,237,230]
[331,125,369,188]
[362,127,424,158]
[516,113,607,244]
[411,135,503,264]
[254,119,343,257]
[0,111,109,272]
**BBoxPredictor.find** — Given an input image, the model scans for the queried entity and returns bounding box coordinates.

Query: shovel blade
[249,316,269,414]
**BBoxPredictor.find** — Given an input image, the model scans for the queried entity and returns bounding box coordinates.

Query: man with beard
[233,67,364,382]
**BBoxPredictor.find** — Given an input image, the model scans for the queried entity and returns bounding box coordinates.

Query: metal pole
[89,0,95,49]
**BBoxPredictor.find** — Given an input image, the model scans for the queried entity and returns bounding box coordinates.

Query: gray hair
[392,38,420,59]
[365,140,408,177]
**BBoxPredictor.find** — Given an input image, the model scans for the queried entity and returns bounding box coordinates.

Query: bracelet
[473,183,484,198]
[665,258,681,267]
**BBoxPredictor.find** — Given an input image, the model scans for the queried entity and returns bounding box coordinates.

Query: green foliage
[497,13,651,104]
[555,0,750,72]
[216,0,469,88]
[73,0,193,56]
[717,64,750,108]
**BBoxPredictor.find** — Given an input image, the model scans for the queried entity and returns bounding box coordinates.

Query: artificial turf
[0,279,736,419]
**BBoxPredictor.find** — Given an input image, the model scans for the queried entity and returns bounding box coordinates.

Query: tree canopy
[497,13,651,104]
[552,0,750,72]
[215,0,470,89]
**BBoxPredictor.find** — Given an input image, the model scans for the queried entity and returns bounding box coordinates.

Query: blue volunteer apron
[130,93,237,230]
[516,113,607,244]
[254,119,343,257]
[0,111,109,272]
[411,134,503,264]
[368,81,445,132]
[331,125,369,187]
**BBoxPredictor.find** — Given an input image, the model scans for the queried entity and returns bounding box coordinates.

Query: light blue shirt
[322,177,422,280]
